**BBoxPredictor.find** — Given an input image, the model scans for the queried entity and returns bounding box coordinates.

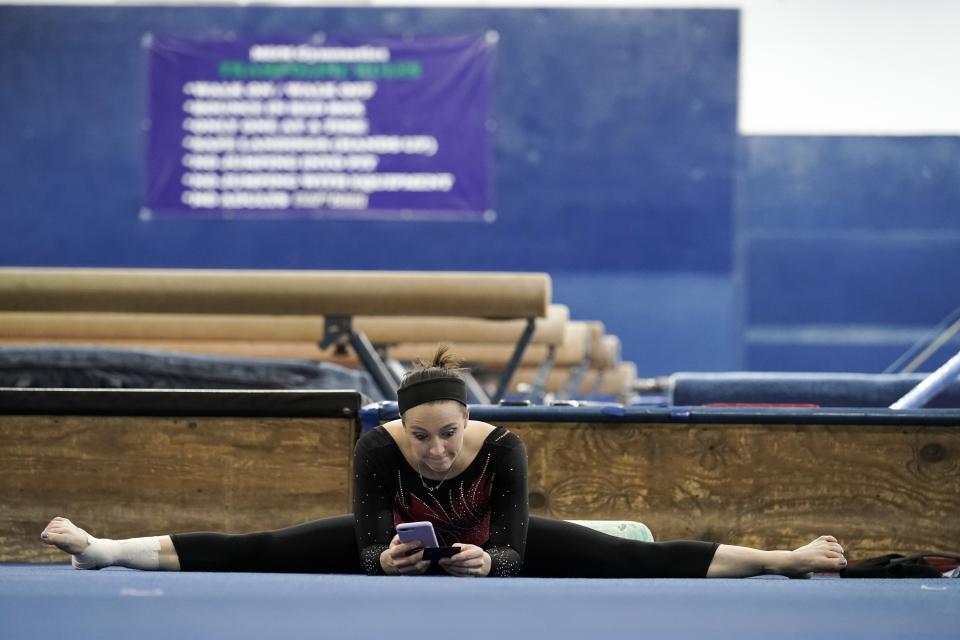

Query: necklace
[417,448,462,493]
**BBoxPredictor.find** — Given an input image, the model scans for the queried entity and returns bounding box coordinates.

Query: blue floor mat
[1,564,956,640]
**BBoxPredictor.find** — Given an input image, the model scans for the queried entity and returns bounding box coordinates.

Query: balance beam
[509,362,638,399]
[0,305,568,346]
[0,268,552,402]
[0,268,550,318]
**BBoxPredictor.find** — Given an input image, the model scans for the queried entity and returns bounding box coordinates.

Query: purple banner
[145,34,496,220]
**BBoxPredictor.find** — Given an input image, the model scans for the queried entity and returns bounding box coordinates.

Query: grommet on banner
[483,210,497,224]
[485,31,500,45]
[138,208,152,222]
[141,32,154,49]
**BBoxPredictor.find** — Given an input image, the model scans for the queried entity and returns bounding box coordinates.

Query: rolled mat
[566,520,654,542]
[670,371,960,409]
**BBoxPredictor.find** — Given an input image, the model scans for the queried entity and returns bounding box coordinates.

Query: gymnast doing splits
[41,346,848,578]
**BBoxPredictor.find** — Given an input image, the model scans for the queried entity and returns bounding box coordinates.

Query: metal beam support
[491,318,536,405]
[890,347,960,409]
[462,372,491,405]
[384,358,406,387]
[589,370,606,397]
[527,345,557,404]
[321,315,398,402]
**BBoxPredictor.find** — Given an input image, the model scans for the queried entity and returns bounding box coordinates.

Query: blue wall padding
[746,238,960,326]
[669,371,960,408]
[740,137,960,232]
[739,135,960,374]
[745,343,932,376]
[552,273,741,375]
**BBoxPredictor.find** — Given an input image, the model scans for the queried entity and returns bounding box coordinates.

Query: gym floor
[1,564,955,639]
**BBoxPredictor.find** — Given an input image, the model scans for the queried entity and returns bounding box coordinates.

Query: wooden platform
[506,414,959,560]
[4,390,957,564]
[0,389,361,563]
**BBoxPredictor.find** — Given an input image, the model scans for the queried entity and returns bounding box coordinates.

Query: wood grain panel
[0,415,355,562]
[508,421,960,561]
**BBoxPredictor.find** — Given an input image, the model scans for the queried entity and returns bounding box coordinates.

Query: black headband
[397,377,467,415]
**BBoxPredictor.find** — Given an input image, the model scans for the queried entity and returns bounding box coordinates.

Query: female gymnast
[41,347,848,578]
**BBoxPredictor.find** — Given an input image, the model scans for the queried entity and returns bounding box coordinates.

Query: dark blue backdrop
[0,6,737,273]
[2,6,957,376]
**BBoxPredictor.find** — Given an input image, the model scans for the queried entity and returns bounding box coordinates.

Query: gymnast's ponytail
[400,344,466,388]
[397,345,469,416]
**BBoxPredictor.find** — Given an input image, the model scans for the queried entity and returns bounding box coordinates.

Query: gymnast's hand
[438,543,491,577]
[381,534,431,576]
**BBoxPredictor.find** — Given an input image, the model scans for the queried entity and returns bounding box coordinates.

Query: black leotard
[171,425,718,577]
[353,425,528,576]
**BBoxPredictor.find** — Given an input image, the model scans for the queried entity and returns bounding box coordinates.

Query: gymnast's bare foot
[40,517,92,556]
[774,535,847,578]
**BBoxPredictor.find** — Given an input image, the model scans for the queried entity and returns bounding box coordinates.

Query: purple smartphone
[396,521,439,547]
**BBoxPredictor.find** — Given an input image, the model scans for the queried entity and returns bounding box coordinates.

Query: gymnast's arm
[480,433,529,577]
[352,430,431,576]
[352,432,397,575]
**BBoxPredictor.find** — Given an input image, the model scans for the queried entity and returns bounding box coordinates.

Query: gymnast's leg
[522,516,718,578]
[171,515,360,573]
[41,517,180,571]
[522,517,846,578]
[706,535,846,578]
[41,515,361,573]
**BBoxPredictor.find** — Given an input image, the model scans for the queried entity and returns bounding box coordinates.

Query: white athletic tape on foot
[72,534,161,570]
